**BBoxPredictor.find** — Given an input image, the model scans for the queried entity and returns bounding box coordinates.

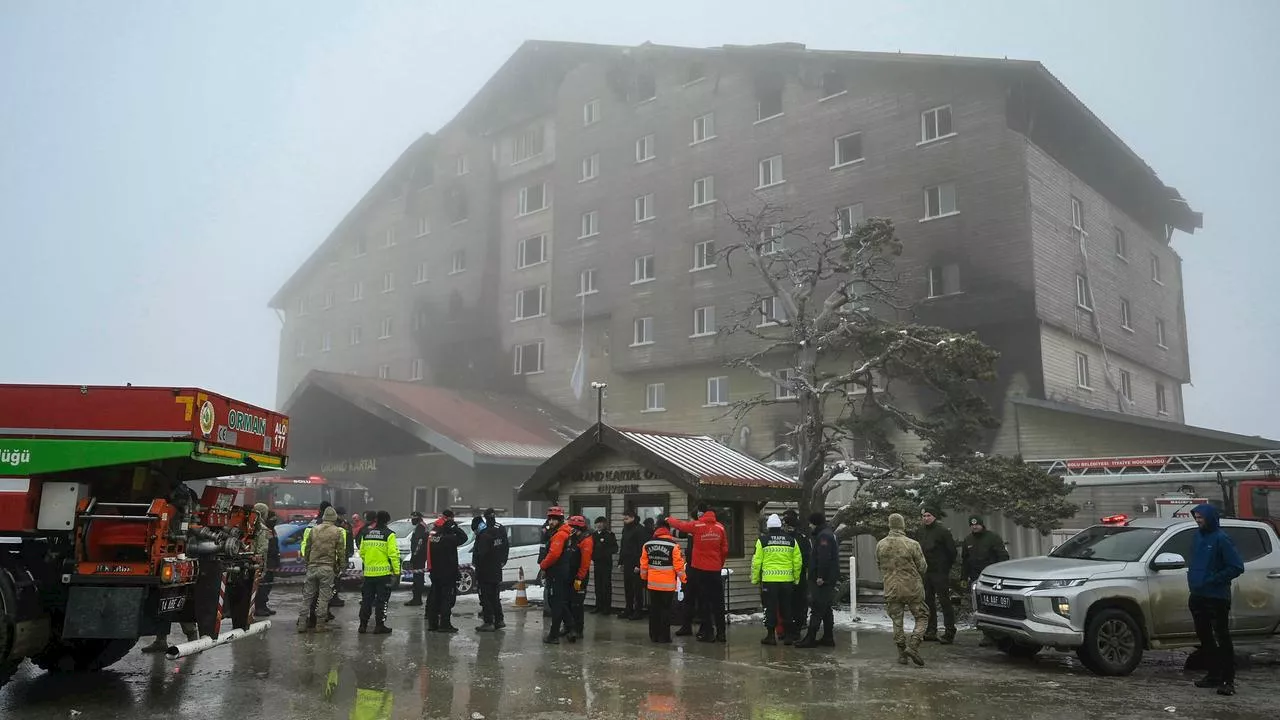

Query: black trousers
[546,577,573,637]
[923,571,956,634]
[426,572,457,628]
[761,583,795,638]
[256,570,275,609]
[623,565,644,613]
[571,585,587,634]
[478,580,502,626]
[790,573,809,632]
[677,572,699,631]
[410,568,426,601]
[1190,594,1234,684]
[691,568,724,637]
[805,583,835,639]
[358,576,393,625]
[648,590,673,642]
[593,564,613,612]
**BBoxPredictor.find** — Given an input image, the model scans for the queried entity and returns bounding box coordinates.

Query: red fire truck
[207,474,337,524]
[0,384,288,688]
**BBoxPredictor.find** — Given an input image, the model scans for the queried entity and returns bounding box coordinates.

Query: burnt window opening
[687,62,706,85]
[635,71,656,102]
[757,87,783,121]
[449,188,469,223]
[821,70,846,98]
[447,291,463,321]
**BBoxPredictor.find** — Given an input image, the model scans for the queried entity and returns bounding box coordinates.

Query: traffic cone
[514,567,529,608]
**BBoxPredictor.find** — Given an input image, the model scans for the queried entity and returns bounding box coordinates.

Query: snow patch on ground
[727,605,896,631]
[497,585,544,603]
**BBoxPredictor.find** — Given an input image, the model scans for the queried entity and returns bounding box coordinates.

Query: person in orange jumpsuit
[640,518,687,643]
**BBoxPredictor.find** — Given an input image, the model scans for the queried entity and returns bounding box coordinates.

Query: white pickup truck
[972,516,1280,676]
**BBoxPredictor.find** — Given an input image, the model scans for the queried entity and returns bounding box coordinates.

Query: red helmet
[568,515,588,528]
[546,505,565,518]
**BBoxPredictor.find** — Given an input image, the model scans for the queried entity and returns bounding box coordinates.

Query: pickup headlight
[1035,578,1087,590]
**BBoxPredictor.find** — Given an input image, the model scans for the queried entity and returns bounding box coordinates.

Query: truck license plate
[159,595,186,613]
[980,593,1011,609]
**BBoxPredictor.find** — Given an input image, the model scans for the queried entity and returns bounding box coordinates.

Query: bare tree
[718,203,1002,522]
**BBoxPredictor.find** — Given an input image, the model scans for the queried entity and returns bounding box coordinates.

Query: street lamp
[590,381,607,441]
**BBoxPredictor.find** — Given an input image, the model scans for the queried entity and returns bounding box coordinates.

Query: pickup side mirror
[1151,552,1187,571]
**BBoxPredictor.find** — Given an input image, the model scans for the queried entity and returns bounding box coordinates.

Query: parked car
[390,517,547,594]
[973,515,1280,676]
[275,521,365,586]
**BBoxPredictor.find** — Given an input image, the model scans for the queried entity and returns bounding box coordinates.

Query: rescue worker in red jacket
[538,507,576,644]
[666,503,729,642]
[567,515,594,638]
[640,519,687,644]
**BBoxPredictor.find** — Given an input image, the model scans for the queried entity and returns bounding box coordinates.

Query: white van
[390,517,546,594]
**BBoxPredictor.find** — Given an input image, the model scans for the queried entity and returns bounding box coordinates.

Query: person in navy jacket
[1187,503,1244,696]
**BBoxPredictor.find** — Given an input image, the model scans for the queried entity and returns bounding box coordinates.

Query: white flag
[570,343,586,401]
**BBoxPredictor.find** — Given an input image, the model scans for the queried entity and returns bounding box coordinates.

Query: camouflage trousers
[886,597,929,650]
[298,565,336,628]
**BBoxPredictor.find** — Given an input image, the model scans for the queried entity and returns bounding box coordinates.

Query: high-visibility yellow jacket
[751,529,802,584]
[358,525,401,578]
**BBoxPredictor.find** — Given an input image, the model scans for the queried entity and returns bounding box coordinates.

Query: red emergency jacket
[575,533,594,581]
[667,510,728,572]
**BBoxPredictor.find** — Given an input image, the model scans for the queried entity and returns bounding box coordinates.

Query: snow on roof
[617,428,798,488]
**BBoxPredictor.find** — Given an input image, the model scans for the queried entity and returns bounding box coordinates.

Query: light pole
[590,381,607,442]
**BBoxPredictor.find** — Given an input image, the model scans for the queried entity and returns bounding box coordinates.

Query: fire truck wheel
[31,637,137,674]
[0,661,17,690]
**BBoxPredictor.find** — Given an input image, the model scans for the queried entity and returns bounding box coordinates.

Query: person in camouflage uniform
[297,506,346,633]
[876,512,928,666]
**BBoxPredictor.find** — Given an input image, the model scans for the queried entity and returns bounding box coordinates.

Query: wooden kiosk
[517,423,801,611]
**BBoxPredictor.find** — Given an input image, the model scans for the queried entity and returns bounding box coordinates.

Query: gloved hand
[574,579,584,592]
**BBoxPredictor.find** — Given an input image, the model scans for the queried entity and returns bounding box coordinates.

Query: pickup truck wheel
[996,638,1043,658]
[1081,609,1143,676]
[456,568,476,596]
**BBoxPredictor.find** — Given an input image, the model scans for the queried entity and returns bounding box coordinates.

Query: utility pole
[591,381,607,442]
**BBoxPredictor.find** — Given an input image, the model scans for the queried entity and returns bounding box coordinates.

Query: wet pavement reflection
[2,587,1276,719]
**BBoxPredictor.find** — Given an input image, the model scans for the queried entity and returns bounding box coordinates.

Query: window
[1156,382,1168,414]
[515,285,546,320]
[644,383,666,412]
[1070,197,1086,239]
[517,234,547,268]
[384,227,398,247]
[756,87,783,121]
[758,155,783,187]
[379,316,393,339]
[513,341,544,375]
[295,338,306,357]
[693,113,715,143]
[1076,274,1092,310]
[378,364,391,380]
[450,250,467,274]
[836,204,864,238]
[1156,318,1168,349]
[635,134,655,163]
[1120,298,1133,330]
[1114,228,1127,259]
[686,62,706,85]
[410,358,424,381]
[692,305,715,337]
[1120,369,1133,402]
[1151,254,1163,284]
[448,187,469,223]
[354,236,367,257]
[834,132,864,167]
[416,216,431,237]
[635,193,654,222]
[920,105,954,143]
[455,155,469,176]
[323,291,334,310]
[632,317,654,346]
[517,183,547,216]
[414,262,429,285]
[295,297,308,317]
[634,71,656,102]
[578,268,598,296]
[759,296,786,326]
[508,525,544,547]
[692,176,715,206]
[1224,527,1271,562]
[754,224,782,255]
[774,368,798,399]
[349,325,362,346]
[923,183,957,219]
[928,264,961,297]
[692,240,716,270]
[706,376,729,406]
[821,70,846,98]
[320,332,331,352]
[633,254,655,284]
[580,210,598,239]
[580,153,599,182]
[1076,352,1091,389]
[412,308,427,331]
[583,98,600,126]
[350,281,364,302]
[382,271,395,294]
[511,125,544,164]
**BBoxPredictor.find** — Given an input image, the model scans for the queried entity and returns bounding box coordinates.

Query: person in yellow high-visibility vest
[357,510,400,633]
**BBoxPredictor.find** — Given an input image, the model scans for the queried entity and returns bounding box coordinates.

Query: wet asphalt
[2,586,1276,720]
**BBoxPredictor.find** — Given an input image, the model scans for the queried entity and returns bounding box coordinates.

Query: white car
[389,517,547,594]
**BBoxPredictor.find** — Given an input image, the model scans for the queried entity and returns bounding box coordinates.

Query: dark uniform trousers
[426,572,457,628]
[648,590,674,642]
[593,563,613,612]
[358,576,393,625]
[761,583,795,638]
[691,568,725,637]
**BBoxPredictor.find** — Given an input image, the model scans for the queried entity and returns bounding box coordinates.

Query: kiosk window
[625,494,669,526]
[571,495,610,525]
[702,503,745,559]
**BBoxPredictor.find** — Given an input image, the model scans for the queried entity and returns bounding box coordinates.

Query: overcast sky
[1,1,1276,441]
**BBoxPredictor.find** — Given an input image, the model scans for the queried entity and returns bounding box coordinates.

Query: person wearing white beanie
[752,513,802,644]
[766,514,782,529]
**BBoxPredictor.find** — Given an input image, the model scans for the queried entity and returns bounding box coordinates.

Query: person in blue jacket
[1187,503,1244,696]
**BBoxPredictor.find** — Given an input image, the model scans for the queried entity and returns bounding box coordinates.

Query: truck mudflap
[1,561,51,660]
[62,585,147,639]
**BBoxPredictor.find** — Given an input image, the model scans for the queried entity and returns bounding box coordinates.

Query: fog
[1,0,1276,440]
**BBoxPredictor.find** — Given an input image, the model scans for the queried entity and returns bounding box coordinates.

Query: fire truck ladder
[1032,450,1280,478]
